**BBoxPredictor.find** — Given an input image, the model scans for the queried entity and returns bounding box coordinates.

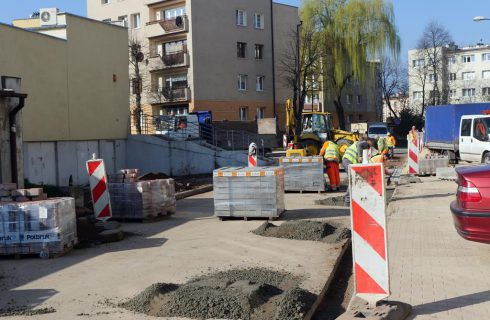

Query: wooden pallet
[0,240,77,259]
[111,208,176,223]
[216,211,285,222]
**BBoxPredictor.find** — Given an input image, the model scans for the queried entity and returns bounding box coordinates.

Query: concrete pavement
[388,177,490,319]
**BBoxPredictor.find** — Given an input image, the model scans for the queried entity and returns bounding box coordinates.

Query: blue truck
[425,103,490,162]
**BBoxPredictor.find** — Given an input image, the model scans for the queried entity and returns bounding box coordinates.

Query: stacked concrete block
[108,169,140,183]
[279,156,325,192]
[0,184,48,203]
[109,179,176,220]
[418,156,449,175]
[213,167,285,219]
[0,197,77,256]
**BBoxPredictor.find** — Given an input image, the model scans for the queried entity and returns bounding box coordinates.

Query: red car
[451,165,490,244]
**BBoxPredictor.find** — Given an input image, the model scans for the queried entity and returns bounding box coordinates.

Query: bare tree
[379,56,407,119]
[129,34,147,135]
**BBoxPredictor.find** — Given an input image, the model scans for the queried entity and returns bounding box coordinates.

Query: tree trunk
[334,99,346,130]
[134,61,142,135]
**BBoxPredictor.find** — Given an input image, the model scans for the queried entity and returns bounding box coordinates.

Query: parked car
[367,122,388,139]
[450,165,490,243]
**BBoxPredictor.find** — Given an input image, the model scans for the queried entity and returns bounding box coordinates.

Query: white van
[459,115,490,163]
[367,123,389,139]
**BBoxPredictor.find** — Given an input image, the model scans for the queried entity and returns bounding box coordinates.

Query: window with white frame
[118,15,128,27]
[357,95,362,104]
[412,59,425,67]
[462,88,476,97]
[236,10,247,26]
[257,107,265,119]
[483,87,490,96]
[462,55,475,63]
[256,76,265,91]
[448,56,456,64]
[346,94,352,104]
[255,44,264,59]
[254,13,264,29]
[449,89,457,97]
[413,91,423,99]
[429,74,438,82]
[449,73,456,81]
[462,72,475,80]
[483,70,490,79]
[237,42,247,58]
[164,6,186,19]
[238,74,247,91]
[131,13,140,29]
[483,53,490,61]
[239,107,248,120]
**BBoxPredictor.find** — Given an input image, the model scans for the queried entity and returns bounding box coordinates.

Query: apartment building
[87,0,298,127]
[409,43,490,111]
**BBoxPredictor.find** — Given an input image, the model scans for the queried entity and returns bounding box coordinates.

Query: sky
[1,0,490,64]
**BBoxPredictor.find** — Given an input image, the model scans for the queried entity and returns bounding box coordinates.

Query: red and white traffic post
[283,134,288,150]
[248,142,257,167]
[407,133,419,174]
[86,154,112,221]
[349,163,390,307]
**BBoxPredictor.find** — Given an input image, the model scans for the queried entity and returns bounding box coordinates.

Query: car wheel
[482,152,490,164]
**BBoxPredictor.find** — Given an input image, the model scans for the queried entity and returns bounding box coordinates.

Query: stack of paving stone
[279,156,325,192]
[108,169,140,183]
[0,184,48,203]
[109,179,176,220]
[0,197,77,257]
[213,167,285,219]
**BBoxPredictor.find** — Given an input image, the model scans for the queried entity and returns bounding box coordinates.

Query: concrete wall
[23,139,126,186]
[0,15,129,142]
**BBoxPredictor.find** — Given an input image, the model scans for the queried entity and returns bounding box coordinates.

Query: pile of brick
[108,169,139,183]
[279,156,325,192]
[0,184,48,203]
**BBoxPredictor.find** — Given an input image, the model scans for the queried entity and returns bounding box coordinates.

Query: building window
[483,53,490,61]
[462,88,476,97]
[256,76,265,91]
[118,15,128,27]
[237,42,247,58]
[449,89,457,97]
[101,0,110,4]
[254,13,264,29]
[164,6,186,19]
[483,71,490,79]
[448,56,456,64]
[413,91,423,99]
[257,107,265,119]
[255,44,264,60]
[412,59,425,67]
[429,74,438,82]
[238,74,247,91]
[462,72,475,81]
[131,13,141,29]
[462,55,475,63]
[346,94,352,104]
[359,114,363,120]
[236,10,247,26]
[449,73,456,81]
[483,88,490,96]
[357,95,362,104]
[239,107,248,120]
[347,115,353,124]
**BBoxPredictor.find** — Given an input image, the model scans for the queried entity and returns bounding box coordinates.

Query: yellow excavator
[285,99,360,156]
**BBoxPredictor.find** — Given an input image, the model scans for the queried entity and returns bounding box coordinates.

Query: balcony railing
[146,15,188,37]
[148,50,189,71]
[149,87,190,104]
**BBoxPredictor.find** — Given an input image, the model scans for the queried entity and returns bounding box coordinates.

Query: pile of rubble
[0,184,48,203]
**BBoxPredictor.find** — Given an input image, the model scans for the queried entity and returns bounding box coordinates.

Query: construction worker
[320,140,340,191]
[377,135,388,157]
[386,132,396,159]
[342,138,373,205]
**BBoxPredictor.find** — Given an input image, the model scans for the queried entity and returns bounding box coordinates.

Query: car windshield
[369,126,388,134]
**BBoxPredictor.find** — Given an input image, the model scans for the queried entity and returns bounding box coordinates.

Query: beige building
[1,11,129,186]
[87,0,298,127]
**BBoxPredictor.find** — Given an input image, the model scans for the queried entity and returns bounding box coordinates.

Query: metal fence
[133,114,277,153]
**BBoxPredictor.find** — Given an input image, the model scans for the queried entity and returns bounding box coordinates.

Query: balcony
[146,15,188,38]
[149,87,191,104]
[148,51,189,71]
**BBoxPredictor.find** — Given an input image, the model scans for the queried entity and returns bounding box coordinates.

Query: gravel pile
[252,221,336,241]
[120,267,316,320]
[0,306,56,317]
[314,196,347,206]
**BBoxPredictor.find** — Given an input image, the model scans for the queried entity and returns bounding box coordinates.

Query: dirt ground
[0,191,349,319]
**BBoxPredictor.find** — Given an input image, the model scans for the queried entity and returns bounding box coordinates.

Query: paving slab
[0,191,349,319]
[387,177,490,319]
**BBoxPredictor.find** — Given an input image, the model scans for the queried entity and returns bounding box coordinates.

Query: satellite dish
[136,52,144,62]
[175,16,183,27]
[41,11,51,22]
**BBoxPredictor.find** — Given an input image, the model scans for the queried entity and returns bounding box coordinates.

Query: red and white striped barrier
[349,163,390,306]
[86,157,112,221]
[283,134,288,150]
[248,142,257,167]
[407,133,420,174]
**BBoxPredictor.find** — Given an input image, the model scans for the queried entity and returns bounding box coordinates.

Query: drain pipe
[4,92,27,185]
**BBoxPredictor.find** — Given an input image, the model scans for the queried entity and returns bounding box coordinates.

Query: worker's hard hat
[387,132,391,136]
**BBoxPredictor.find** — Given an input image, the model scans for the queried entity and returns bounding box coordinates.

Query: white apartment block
[87,0,298,127]
[409,43,490,111]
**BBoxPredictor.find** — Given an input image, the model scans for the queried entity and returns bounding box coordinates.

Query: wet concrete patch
[120,267,316,320]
